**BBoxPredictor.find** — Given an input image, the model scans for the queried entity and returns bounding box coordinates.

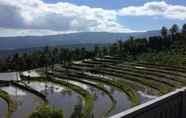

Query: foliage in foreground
[29,104,64,118]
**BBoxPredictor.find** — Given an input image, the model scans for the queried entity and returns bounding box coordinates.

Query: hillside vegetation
[0,24,185,72]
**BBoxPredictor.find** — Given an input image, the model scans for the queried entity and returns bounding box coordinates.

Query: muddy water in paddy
[0,86,42,118]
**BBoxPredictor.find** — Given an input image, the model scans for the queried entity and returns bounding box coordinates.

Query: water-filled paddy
[0,68,159,118]
[0,98,8,118]
[24,80,134,118]
[25,81,82,118]
[0,86,42,118]
[68,80,113,118]
[65,80,133,117]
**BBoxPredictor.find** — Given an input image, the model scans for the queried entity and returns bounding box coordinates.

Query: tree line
[0,46,95,72]
[0,24,186,72]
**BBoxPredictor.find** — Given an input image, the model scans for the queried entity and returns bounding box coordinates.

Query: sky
[0,0,186,36]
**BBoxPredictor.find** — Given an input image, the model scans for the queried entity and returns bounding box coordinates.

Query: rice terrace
[0,0,186,118]
[1,52,186,118]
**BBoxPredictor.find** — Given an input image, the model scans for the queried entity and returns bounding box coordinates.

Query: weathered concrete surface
[110,87,186,118]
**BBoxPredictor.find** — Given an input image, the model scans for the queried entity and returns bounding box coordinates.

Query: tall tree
[110,43,118,56]
[94,46,101,57]
[117,40,123,56]
[170,24,179,40]
[161,26,168,39]
[182,24,186,38]
[102,46,108,56]
[182,24,186,33]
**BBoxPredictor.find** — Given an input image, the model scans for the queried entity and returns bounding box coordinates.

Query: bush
[29,104,64,118]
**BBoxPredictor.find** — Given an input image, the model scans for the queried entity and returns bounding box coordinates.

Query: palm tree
[102,46,108,56]
[182,24,186,33]
[182,24,186,38]
[110,43,118,56]
[161,26,168,39]
[80,48,86,59]
[94,46,100,57]
[118,40,123,56]
[170,24,179,40]
[51,48,59,70]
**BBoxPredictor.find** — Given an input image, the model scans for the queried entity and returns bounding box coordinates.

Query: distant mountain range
[0,31,160,50]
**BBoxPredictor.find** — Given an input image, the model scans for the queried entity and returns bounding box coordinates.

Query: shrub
[29,104,64,118]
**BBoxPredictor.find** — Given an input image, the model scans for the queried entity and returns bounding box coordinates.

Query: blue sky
[0,0,186,36]
[42,0,186,31]
[43,0,186,8]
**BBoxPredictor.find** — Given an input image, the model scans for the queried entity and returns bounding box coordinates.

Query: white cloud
[118,1,186,20]
[0,0,185,36]
[0,0,132,35]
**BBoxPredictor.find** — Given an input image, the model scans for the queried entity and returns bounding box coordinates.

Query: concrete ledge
[109,87,186,118]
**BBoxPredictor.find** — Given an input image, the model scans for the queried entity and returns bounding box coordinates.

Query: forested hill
[0,31,159,50]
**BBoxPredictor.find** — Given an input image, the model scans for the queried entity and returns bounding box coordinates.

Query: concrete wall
[109,87,186,118]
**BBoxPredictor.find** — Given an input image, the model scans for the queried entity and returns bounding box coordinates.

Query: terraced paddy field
[1,56,186,118]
